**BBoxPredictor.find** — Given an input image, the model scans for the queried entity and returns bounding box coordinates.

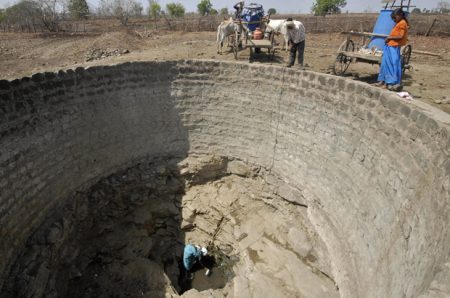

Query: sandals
[373,82,385,87]
[388,84,403,92]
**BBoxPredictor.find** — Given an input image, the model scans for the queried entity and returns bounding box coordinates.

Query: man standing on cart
[233,1,245,48]
[285,18,306,68]
[233,1,244,19]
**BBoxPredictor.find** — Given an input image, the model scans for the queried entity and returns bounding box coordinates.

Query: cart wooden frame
[333,31,412,76]
[230,19,277,61]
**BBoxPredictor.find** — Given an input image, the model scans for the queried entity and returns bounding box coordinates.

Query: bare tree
[97,0,113,16]
[97,0,143,25]
[32,0,65,31]
[130,1,143,16]
[437,1,450,13]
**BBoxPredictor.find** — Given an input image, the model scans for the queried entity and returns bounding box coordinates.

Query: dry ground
[1,29,449,113]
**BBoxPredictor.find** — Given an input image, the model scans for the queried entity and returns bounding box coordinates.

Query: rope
[269,67,287,172]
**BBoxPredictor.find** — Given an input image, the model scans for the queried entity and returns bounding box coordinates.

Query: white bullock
[266,19,303,51]
[216,17,238,54]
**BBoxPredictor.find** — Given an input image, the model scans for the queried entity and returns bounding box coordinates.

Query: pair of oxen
[216,17,302,54]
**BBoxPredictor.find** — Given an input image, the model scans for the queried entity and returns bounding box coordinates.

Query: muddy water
[191,248,236,292]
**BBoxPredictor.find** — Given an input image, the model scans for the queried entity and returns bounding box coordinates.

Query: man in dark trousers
[285,18,306,68]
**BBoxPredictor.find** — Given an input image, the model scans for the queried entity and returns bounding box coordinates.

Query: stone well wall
[0,60,449,297]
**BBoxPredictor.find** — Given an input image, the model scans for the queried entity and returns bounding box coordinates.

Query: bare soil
[1,29,449,113]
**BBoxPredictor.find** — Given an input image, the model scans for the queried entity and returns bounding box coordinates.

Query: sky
[0,0,445,14]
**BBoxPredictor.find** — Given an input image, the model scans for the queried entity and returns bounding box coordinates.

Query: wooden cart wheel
[401,45,412,73]
[333,39,354,75]
[333,53,352,75]
[338,39,355,52]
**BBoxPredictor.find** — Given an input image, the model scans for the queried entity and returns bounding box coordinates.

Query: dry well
[0,60,449,297]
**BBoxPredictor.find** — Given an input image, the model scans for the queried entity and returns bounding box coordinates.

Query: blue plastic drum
[367,10,396,50]
[241,3,265,32]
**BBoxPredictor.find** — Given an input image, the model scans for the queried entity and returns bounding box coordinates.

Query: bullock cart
[230,3,277,61]
[230,22,277,61]
[333,0,413,76]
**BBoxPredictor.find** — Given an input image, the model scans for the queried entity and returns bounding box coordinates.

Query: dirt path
[1,30,449,113]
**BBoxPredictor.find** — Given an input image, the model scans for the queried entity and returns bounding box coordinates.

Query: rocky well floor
[3,155,338,297]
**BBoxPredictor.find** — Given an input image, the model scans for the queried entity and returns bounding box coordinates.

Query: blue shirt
[183,244,202,270]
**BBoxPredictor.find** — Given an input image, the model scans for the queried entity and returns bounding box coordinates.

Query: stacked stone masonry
[0,60,449,297]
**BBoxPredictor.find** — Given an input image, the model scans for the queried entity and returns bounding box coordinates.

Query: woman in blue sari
[375,8,409,90]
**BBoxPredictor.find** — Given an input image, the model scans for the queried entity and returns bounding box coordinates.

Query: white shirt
[286,21,306,44]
